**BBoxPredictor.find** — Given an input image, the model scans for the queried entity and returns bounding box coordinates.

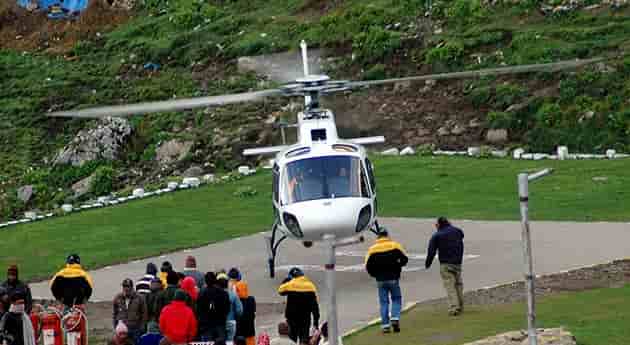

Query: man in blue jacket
[425,217,465,316]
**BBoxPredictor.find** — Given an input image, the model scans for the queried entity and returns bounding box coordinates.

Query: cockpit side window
[365,158,376,193]
[272,164,280,203]
[360,162,370,198]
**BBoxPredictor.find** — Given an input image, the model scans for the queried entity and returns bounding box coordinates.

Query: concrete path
[31,218,630,335]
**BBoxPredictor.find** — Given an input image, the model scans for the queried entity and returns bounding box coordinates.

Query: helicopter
[49,41,609,278]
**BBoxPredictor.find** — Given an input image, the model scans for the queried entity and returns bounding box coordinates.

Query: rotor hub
[281,75,349,97]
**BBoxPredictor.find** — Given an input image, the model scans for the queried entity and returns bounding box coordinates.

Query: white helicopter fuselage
[269,110,379,242]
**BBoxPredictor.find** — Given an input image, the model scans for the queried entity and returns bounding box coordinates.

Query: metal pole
[280,126,287,145]
[518,173,537,345]
[324,234,339,345]
[300,40,312,107]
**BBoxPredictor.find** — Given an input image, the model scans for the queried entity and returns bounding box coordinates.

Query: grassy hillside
[2,0,630,221]
[2,155,629,282]
[345,284,630,345]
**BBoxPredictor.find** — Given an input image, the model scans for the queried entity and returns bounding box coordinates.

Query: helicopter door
[272,164,280,222]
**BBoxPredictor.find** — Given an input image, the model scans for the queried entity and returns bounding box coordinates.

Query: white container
[467,147,481,157]
[513,148,525,159]
[203,174,215,183]
[400,146,416,156]
[238,166,251,175]
[167,182,178,190]
[97,196,110,203]
[182,177,201,187]
[61,204,73,213]
[557,146,569,160]
[606,149,616,159]
[24,211,37,220]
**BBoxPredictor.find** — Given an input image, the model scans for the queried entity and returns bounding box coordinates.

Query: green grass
[1,156,629,282]
[344,284,630,345]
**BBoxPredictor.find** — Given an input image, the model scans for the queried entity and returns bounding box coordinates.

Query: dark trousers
[288,318,310,344]
[199,325,227,343]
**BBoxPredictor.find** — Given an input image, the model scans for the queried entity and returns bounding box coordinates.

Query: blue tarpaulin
[16,0,90,14]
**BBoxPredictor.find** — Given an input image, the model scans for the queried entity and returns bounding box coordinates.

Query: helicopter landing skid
[266,222,288,279]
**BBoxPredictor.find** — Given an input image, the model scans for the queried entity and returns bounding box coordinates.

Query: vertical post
[324,234,339,345]
[300,40,312,107]
[518,173,537,345]
[280,126,287,145]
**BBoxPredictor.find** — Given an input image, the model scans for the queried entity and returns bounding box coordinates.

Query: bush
[352,27,402,64]
[425,41,465,67]
[445,0,487,26]
[535,102,562,128]
[90,166,116,196]
[493,84,527,109]
[467,85,492,108]
[487,111,514,129]
[363,64,387,80]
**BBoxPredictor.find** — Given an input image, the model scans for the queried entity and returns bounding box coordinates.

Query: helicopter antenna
[300,40,313,108]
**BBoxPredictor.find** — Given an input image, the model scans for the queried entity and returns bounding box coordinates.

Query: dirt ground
[0,0,130,53]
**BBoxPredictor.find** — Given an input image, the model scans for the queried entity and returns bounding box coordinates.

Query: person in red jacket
[159,290,197,344]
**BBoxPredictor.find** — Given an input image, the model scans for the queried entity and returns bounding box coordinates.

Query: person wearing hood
[159,290,197,344]
[50,254,93,309]
[227,268,242,291]
[0,292,36,345]
[196,272,230,343]
[145,277,163,332]
[277,268,319,344]
[234,281,256,345]
[217,273,242,343]
[155,271,179,320]
[183,256,204,290]
[1,265,32,315]
[108,321,134,345]
[158,262,173,289]
[180,277,199,311]
[113,279,147,343]
[136,263,158,296]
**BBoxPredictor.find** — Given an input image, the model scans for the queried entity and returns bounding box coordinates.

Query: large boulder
[486,129,508,143]
[71,174,95,199]
[54,117,132,167]
[156,140,194,165]
[17,185,34,203]
[462,328,576,345]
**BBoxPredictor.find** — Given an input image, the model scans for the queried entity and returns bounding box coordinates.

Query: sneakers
[382,326,391,334]
[392,320,400,333]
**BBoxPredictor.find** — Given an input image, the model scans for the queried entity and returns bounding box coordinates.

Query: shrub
[493,84,526,109]
[535,102,562,127]
[90,166,116,196]
[487,111,514,129]
[352,27,402,64]
[467,85,492,108]
[425,41,465,67]
[363,64,387,80]
[445,0,487,26]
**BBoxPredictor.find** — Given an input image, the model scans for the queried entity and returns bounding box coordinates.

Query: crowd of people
[0,216,466,345]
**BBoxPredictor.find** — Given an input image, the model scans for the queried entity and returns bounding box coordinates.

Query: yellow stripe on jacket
[278,276,317,294]
[49,264,94,289]
[364,237,407,264]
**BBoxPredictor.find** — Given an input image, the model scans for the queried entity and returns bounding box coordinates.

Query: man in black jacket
[365,229,408,333]
[425,217,465,316]
[277,268,319,344]
[1,265,32,314]
[196,272,230,343]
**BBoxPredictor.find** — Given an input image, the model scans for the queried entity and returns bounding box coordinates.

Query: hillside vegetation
[2,0,630,221]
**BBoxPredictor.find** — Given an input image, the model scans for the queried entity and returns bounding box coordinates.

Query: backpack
[256,331,270,345]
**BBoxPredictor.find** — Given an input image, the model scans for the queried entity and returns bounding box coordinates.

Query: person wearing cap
[136,263,158,296]
[227,268,242,291]
[277,268,319,344]
[196,272,230,343]
[145,277,164,333]
[155,271,180,320]
[108,321,134,345]
[138,321,162,345]
[217,273,242,342]
[425,217,465,316]
[50,254,93,309]
[113,278,147,343]
[183,256,204,290]
[269,321,293,345]
[159,290,197,344]
[365,229,408,334]
[234,281,256,345]
[1,265,32,315]
[0,292,36,345]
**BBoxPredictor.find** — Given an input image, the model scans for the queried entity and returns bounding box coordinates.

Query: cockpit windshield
[283,155,369,204]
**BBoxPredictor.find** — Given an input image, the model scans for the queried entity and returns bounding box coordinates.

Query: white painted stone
[36,216,45,220]
[7,221,19,226]
[238,166,251,175]
[381,148,400,156]
[97,196,110,203]
[18,219,29,223]
[533,153,548,160]
[182,177,201,187]
[616,153,630,158]
[109,200,120,205]
[167,182,179,190]
[400,146,416,156]
[133,188,145,198]
[0,223,7,228]
[467,147,481,157]
[557,146,569,160]
[46,213,54,217]
[179,184,190,189]
[24,211,37,220]
[512,148,525,159]
[491,150,508,158]
[117,197,128,202]
[81,205,91,209]
[61,204,73,213]
[203,174,215,183]
[144,192,155,197]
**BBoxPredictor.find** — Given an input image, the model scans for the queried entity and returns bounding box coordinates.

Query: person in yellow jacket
[364,229,408,334]
[277,268,319,344]
[50,254,94,309]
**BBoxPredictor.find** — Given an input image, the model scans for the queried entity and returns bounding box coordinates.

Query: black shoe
[382,327,391,334]
[392,320,400,333]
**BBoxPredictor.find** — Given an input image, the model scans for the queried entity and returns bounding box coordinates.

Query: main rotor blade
[49,89,284,118]
[348,57,605,88]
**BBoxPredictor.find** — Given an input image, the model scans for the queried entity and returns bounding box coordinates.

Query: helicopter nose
[288,198,372,241]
